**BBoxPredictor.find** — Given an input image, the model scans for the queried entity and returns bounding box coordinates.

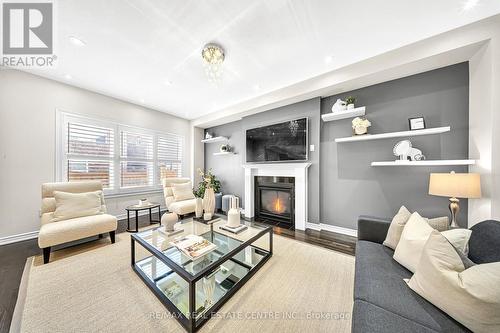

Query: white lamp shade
[429,173,481,199]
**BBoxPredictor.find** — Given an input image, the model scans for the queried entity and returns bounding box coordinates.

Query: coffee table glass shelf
[131,217,273,333]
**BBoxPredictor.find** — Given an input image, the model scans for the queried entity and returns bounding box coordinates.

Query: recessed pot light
[164,80,173,86]
[324,55,333,64]
[64,74,72,79]
[253,84,260,91]
[69,36,86,47]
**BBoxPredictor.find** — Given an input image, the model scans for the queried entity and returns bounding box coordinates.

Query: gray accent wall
[204,98,321,223]
[205,62,469,229]
[321,62,469,228]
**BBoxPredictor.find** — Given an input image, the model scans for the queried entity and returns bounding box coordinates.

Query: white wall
[0,69,191,241]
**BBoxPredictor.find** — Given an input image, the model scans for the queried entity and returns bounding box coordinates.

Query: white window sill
[104,189,163,199]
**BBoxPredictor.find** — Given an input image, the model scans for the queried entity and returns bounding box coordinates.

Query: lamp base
[449,197,460,229]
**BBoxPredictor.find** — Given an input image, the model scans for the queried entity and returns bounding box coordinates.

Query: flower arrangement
[194,168,221,198]
[352,117,371,135]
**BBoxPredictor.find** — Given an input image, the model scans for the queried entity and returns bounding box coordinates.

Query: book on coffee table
[170,234,217,259]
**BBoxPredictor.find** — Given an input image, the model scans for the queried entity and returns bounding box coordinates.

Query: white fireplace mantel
[242,163,312,230]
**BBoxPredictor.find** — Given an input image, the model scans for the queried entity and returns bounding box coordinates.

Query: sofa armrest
[357,216,391,244]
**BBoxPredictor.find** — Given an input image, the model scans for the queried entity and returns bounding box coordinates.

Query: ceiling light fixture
[324,55,333,64]
[463,0,479,11]
[64,74,72,79]
[164,80,173,86]
[253,84,261,91]
[202,43,225,84]
[69,36,86,47]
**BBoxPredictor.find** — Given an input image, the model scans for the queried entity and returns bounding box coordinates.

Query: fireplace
[254,176,295,226]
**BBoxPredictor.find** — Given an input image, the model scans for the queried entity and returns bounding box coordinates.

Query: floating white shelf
[201,136,228,143]
[371,160,475,167]
[321,107,366,122]
[213,152,236,156]
[335,126,451,143]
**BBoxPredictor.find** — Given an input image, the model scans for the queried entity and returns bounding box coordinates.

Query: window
[57,112,184,195]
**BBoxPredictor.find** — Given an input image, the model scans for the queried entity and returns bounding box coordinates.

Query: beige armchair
[39,181,117,264]
[162,177,196,217]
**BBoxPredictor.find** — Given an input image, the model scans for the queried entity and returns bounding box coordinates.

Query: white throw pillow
[407,230,500,333]
[171,182,195,201]
[52,190,103,222]
[383,206,449,250]
[383,206,412,250]
[393,212,471,273]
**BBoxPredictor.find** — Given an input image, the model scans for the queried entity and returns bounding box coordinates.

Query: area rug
[17,232,354,332]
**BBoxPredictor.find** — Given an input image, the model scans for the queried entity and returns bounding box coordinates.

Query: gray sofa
[352,217,500,333]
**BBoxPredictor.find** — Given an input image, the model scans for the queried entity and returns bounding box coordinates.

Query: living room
[1,1,500,333]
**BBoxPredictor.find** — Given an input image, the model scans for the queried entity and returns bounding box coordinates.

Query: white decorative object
[352,117,371,135]
[347,104,355,110]
[227,196,241,228]
[203,212,213,221]
[205,132,213,139]
[203,187,216,215]
[393,140,426,161]
[331,99,347,112]
[409,147,426,161]
[159,212,182,236]
[195,198,203,218]
[393,140,412,161]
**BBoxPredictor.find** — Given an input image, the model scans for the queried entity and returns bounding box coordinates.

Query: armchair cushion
[172,182,195,201]
[52,190,103,222]
[169,199,196,215]
[38,214,117,248]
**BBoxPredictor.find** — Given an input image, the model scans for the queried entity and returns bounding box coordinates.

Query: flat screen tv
[246,118,308,163]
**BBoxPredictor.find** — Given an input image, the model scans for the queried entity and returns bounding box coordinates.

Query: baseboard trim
[305,222,358,237]
[0,207,167,246]
[305,222,321,231]
[0,231,39,246]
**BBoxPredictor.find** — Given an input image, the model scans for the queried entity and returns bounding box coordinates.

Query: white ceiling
[25,0,500,120]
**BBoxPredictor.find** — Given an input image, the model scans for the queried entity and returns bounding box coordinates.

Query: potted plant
[194,169,221,216]
[345,96,356,110]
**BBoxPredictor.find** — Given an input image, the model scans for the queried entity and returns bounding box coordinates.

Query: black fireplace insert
[254,176,295,226]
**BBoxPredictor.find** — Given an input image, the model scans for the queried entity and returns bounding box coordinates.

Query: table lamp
[428,172,481,228]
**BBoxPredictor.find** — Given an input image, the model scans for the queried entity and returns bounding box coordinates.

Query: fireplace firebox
[254,176,295,226]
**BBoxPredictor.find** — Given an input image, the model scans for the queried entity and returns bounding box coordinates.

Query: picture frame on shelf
[408,117,426,130]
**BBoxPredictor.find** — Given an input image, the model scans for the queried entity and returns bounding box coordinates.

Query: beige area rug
[18,231,355,333]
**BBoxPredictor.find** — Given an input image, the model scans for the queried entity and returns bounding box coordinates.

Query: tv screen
[246,118,307,163]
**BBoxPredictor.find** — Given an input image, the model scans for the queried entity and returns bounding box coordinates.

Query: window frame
[56,110,184,197]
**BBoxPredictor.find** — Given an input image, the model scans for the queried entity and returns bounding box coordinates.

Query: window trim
[55,110,184,196]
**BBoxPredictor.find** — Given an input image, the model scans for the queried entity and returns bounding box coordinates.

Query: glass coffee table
[131,216,273,333]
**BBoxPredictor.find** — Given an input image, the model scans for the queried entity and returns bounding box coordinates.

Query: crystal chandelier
[202,43,225,84]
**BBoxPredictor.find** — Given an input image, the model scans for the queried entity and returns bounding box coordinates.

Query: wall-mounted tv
[246,118,308,163]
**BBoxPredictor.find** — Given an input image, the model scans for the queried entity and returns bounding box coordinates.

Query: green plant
[345,96,356,105]
[194,168,221,198]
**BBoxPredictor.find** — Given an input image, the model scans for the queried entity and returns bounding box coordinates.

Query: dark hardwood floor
[0,212,355,333]
[253,218,356,255]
